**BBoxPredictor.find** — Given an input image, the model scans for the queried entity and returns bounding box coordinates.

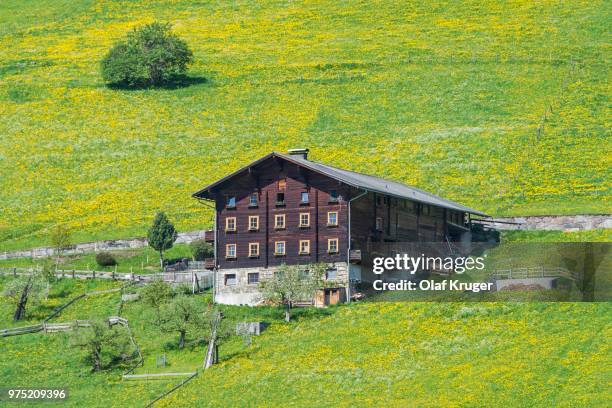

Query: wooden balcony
[204,258,215,270]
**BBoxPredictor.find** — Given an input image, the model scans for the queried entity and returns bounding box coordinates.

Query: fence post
[72,269,75,279]
[93,270,96,279]
[13,267,16,278]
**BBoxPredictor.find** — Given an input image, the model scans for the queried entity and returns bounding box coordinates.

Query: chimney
[288,148,309,160]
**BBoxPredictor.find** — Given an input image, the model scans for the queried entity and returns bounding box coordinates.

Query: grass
[501,229,612,243]
[0,0,610,251]
[0,244,194,273]
[159,301,611,407]
[0,256,610,406]
[0,276,333,406]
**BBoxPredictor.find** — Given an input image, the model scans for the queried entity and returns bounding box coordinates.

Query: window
[226,196,236,208]
[225,274,237,286]
[225,244,237,259]
[278,179,286,190]
[275,241,286,256]
[326,267,337,280]
[274,214,286,229]
[299,213,310,227]
[327,211,338,226]
[299,240,310,254]
[328,238,339,254]
[276,192,285,206]
[375,217,383,231]
[376,196,382,205]
[329,190,338,202]
[300,191,309,203]
[225,217,236,232]
[249,193,258,207]
[248,273,259,284]
[248,242,259,257]
[248,216,259,231]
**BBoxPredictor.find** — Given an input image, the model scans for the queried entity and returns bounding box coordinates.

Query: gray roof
[193,152,487,216]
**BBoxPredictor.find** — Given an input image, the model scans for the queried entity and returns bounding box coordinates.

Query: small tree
[160,295,209,349]
[190,239,214,261]
[101,22,194,88]
[3,271,49,321]
[70,319,134,371]
[147,212,177,270]
[260,263,326,322]
[140,279,173,323]
[50,225,71,263]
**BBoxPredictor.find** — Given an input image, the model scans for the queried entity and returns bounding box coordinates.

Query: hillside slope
[160,302,611,407]
[0,0,609,250]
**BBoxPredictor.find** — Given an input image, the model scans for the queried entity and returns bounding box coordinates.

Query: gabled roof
[193,152,488,216]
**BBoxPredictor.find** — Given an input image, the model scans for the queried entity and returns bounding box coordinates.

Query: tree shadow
[106,75,208,91]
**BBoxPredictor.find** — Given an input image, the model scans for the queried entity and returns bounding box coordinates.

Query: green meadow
[1,0,610,251]
[1,276,609,407]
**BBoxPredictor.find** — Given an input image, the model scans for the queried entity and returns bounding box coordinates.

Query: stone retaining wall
[0,230,208,260]
[488,215,611,231]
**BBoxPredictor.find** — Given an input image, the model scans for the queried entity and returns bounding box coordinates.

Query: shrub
[101,22,193,88]
[190,239,214,261]
[96,251,118,267]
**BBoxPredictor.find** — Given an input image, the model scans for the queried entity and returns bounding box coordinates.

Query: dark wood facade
[212,159,354,269]
[194,151,475,272]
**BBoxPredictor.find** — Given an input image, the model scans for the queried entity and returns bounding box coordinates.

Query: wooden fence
[491,266,579,281]
[1,316,126,337]
[0,268,213,290]
[145,371,199,407]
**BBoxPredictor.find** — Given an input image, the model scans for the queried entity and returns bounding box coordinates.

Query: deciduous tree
[160,295,208,349]
[260,263,326,322]
[71,319,134,372]
[3,271,48,321]
[101,22,194,88]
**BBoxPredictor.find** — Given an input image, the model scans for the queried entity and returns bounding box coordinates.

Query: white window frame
[299,212,310,227]
[275,241,286,256]
[274,214,286,229]
[328,238,338,254]
[225,244,237,259]
[248,242,259,257]
[225,217,236,232]
[299,240,310,254]
[248,215,259,231]
[327,211,338,226]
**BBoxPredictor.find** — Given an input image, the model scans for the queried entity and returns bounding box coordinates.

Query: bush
[95,252,117,267]
[101,22,193,88]
[190,239,214,261]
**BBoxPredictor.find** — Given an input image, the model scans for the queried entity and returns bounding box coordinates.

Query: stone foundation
[215,262,349,306]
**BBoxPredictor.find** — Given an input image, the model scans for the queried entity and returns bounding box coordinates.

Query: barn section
[193,149,488,305]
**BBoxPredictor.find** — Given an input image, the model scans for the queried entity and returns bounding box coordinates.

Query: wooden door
[329,289,340,305]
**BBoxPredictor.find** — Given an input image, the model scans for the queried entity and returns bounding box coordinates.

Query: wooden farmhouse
[193,149,487,305]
